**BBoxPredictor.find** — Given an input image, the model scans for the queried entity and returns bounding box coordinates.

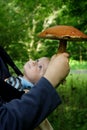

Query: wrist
[43,74,60,88]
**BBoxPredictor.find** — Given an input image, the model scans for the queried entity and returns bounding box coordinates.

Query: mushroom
[38,25,87,54]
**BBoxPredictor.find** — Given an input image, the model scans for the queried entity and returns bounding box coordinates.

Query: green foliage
[48,74,87,130]
[0,0,87,61]
[70,60,87,69]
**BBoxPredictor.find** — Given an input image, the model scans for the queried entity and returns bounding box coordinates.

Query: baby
[5,57,50,90]
[5,57,53,130]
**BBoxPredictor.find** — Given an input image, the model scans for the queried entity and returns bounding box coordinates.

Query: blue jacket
[0,77,61,130]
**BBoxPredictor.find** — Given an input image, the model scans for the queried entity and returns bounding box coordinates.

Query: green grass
[70,59,87,70]
[48,73,87,130]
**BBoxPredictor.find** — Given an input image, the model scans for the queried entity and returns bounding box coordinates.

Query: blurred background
[0,0,87,129]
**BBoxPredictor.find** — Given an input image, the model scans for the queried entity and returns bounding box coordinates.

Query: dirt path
[70,69,87,74]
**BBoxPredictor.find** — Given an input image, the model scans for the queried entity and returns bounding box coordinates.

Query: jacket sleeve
[0,77,61,130]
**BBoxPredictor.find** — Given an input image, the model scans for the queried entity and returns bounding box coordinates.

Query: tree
[0,0,87,61]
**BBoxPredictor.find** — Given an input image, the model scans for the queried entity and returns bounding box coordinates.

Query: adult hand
[44,53,70,87]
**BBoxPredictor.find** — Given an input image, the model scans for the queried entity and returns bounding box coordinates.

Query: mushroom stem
[58,40,67,54]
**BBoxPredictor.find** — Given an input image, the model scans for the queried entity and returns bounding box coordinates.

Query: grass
[70,59,87,70]
[48,73,87,130]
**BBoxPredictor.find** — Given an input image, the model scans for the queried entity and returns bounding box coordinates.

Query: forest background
[0,0,87,63]
[0,0,87,130]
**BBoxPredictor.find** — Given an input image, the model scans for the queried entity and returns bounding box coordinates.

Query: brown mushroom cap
[38,25,87,41]
[38,25,87,54]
